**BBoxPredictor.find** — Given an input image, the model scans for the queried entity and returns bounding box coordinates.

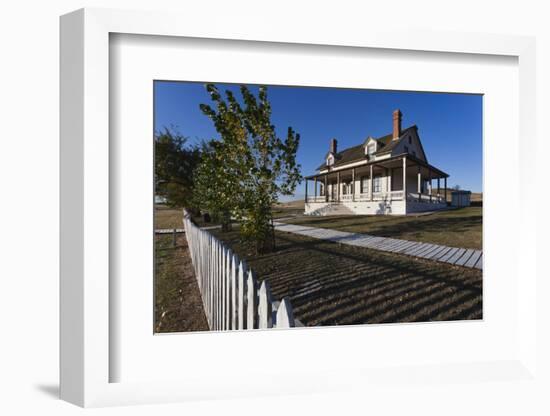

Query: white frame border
[60,7,537,407]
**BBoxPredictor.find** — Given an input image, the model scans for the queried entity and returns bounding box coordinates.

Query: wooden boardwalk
[273,222,482,270]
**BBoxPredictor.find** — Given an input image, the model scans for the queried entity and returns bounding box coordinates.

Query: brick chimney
[392,109,402,140]
[330,138,338,154]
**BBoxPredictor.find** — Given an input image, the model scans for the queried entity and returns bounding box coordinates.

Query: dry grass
[272,200,305,218]
[442,190,482,204]
[282,207,482,249]
[154,234,209,333]
[155,205,184,229]
[211,227,482,327]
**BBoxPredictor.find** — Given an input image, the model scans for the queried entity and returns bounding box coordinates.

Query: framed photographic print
[60,7,539,408]
[153,81,483,334]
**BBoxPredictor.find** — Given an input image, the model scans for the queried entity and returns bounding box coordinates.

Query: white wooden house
[304,110,449,215]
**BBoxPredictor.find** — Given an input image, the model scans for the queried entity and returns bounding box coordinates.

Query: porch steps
[307,203,355,216]
[273,221,482,270]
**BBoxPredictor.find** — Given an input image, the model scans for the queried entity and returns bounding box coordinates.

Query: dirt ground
[154,234,209,333]
[211,227,482,327]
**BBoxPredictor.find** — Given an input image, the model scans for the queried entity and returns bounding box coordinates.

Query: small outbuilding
[451,190,471,207]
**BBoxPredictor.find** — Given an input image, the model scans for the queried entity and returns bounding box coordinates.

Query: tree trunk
[256,233,274,254]
[253,206,276,254]
[220,210,232,232]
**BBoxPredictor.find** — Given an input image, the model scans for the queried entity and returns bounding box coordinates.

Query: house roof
[316,125,417,170]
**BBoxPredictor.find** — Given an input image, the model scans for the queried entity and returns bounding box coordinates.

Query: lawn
[154,233,208,333]
[211,226,482,327]
[280,207,482,249]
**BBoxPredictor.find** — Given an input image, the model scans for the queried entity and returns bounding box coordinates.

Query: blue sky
[154,81,483,200]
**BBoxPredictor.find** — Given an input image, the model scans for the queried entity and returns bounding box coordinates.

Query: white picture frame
[60,7,538,408]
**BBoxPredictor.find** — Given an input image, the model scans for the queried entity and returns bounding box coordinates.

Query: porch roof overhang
[304,153,449,180]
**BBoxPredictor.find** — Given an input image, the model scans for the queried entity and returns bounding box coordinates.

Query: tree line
[155,84,302,254]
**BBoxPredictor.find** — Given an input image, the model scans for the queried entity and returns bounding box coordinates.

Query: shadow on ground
[213,229,482,327]
[35,384,59,399]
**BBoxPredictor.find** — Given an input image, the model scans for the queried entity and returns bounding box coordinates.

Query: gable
[390,127,427,162]
[364,137,377,155]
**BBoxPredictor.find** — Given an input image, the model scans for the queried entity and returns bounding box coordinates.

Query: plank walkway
[273,222,482,270]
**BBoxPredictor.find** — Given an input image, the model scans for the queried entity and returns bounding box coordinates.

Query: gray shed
[451,190,471,207]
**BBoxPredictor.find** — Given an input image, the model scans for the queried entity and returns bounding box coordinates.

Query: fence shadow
[233,231,482,327]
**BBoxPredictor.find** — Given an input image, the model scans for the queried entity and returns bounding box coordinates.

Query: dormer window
[366,142,376,156]
[326,154,334,166]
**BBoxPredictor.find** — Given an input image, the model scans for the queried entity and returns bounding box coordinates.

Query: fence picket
[231,254,238,330]
[225,249,232,330]
[218,246,222,331]
[275,297,295,328]
[209,238,214,329]
[218,240,222,330]
[218,239,220,329]
[220,246,227,330]
[238,260,247,330]
[246,270,258,330]
[258,280,273,329]
[210,238,215,330]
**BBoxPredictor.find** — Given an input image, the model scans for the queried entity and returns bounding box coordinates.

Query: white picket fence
[183,210,297,330]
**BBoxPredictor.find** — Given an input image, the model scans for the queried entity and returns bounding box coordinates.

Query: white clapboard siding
[182,209,297,331]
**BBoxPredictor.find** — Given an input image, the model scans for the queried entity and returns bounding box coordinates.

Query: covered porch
[304,154,449,214]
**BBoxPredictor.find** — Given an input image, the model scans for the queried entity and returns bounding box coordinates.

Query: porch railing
[407,192,446,203]
[307,190,445,203]
[307,191,406,203]
[390,190,404,199]
[306,196,326,203]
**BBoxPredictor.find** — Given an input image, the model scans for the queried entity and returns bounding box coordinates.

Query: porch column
[337,171,340,202]
[428,170,432,202]
[325,175,328,202]
[417,165,422,202]
[305,178,308,203]
[444,177,447,203]
[402,157,407,200]
[314,177,317,200]
[437,177,441,199]
[388,168,392,196]
[369,164,373,201]
[352,168,356,202]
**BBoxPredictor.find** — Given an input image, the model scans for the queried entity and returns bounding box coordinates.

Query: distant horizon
[155,81,483,198]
